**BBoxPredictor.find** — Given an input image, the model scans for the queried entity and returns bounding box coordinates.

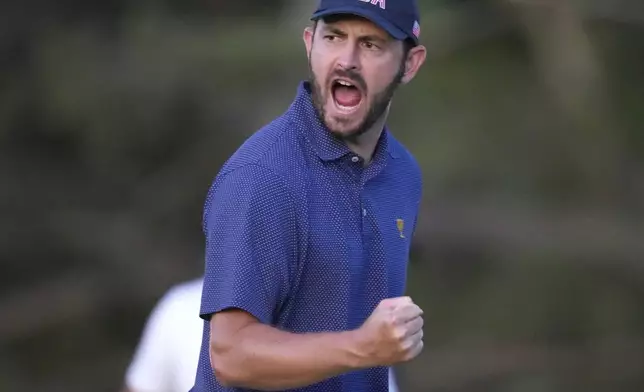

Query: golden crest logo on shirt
[396,218,405,238]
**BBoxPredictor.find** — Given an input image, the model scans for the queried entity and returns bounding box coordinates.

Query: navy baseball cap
[311,0,421,45]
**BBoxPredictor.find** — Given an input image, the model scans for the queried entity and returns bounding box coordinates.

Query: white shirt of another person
[125,278,203,392]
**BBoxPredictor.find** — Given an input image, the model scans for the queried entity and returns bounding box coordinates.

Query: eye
[323,35,338,42]
[362,41,379,50]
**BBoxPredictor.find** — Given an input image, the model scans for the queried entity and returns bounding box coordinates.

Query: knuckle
[392,327,406,341]
[396,337,411,351]
[380,298,393,306]
[383,312,396,326]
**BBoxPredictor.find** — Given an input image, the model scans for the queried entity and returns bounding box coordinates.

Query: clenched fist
[355,296,424,367]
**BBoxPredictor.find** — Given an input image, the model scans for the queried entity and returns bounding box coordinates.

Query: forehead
[317,15,391,40]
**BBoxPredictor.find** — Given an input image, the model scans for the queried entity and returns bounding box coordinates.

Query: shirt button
[362,208,367,217]
[351,156,360,163]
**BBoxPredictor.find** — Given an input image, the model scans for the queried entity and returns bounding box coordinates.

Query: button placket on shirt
[347,155,369,222]
[359,176,373,251]
[360,156,388,250]
[360,197,374,245]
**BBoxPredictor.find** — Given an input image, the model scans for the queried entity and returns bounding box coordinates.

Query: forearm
[211,323,367,390]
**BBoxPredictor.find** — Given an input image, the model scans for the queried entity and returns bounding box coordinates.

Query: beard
[308,59,404,143]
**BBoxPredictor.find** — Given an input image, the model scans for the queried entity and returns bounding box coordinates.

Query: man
[123,277,204,392]
[122,277,401,392]
[193,0,426,390]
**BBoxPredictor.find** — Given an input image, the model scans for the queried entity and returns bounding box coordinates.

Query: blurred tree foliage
[1,0,643,391]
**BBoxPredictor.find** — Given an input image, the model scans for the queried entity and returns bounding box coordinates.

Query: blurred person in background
[193,0,427,391]
[122,276,401,392]
[122,277,203,392]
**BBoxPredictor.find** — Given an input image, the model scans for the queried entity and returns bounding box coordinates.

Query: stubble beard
[308,58,404,143]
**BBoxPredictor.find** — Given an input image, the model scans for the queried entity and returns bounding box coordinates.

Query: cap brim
[311,7,409,42]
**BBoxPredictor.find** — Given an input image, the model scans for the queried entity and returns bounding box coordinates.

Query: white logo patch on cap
[358,0,386,10]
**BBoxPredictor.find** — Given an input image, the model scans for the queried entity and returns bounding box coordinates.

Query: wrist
[343,328,374,370]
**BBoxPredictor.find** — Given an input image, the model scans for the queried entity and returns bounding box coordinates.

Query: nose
[335,43,361,72]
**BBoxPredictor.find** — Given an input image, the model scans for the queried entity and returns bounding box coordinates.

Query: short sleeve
[125,291,175,392]
[200,164,298,325]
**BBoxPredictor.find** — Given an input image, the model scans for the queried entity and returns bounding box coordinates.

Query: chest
[307,173,415,258]
[287,161,418,330]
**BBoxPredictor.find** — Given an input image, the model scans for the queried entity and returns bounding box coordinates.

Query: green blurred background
[1,0,643,391]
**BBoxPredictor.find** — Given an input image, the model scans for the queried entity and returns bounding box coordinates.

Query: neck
[345,107,390,165]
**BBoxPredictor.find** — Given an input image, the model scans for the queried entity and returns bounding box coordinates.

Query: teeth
[337,80,353,87]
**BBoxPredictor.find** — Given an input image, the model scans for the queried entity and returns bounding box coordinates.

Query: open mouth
[331,79,363,114]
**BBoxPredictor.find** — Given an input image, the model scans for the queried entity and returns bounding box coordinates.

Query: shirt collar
[286,81,400,162]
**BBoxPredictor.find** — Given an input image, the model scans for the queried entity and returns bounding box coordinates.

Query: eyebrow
[321,25,388,44]
[321,25,347,36]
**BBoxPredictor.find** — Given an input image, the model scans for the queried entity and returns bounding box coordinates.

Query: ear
[400,45,427,85]
[303,26,314,60]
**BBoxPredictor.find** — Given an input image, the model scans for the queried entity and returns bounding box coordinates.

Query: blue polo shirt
[192,81,422,392]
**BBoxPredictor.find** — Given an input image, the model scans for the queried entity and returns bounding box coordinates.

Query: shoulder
[202,115,305,223]
[204,163,294,215]
[221,115,301,173]
[202,162,298,235]
[204,116,300,202]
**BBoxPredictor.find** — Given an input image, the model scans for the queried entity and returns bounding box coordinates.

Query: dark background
[1,0,644,391]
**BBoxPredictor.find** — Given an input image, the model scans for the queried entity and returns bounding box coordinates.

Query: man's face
[303,16,410,141]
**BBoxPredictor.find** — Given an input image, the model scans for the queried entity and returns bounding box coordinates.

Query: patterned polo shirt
[192,81,422,392]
